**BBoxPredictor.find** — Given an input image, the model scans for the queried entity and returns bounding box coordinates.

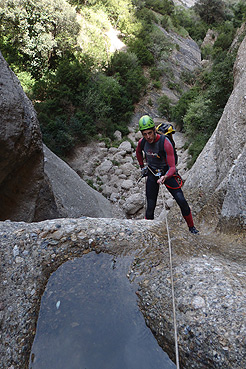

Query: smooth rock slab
[0,218,245,369]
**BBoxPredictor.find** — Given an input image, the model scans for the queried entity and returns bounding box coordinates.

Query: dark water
[29,252,176,369]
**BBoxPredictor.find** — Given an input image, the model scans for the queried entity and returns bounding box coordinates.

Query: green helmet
[138,115,155,131]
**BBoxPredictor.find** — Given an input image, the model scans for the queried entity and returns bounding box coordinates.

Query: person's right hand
[157,175,167,184]
[141,167,148,177]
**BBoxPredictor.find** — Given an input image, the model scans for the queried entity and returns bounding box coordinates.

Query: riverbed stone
[123,193,144,215]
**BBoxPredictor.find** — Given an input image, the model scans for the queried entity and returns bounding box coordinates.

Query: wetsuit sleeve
[136,139,144,168]
[163,138,176,178]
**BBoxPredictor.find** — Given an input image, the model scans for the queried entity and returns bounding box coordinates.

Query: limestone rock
[0,51,58,222]
[118,140,132,153]
[184,35,246,233]
[0,52,118,221]
[113,130,122,141]
[1,217,245,369]
[121,179,133,190]
[201,29,218,49]
[96,159,113,175]
[123,193,144,215]
[43,145,115,218]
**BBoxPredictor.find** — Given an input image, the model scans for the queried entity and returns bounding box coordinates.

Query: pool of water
[29,252,176,369]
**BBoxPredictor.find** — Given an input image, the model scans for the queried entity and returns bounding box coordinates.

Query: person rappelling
[136,115,199,234]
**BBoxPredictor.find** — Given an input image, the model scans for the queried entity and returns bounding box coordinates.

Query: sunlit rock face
[0,51,58,222]
[184,35,246,233]
[173,0,196,7]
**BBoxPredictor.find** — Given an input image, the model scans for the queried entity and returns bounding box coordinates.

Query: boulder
[123,193,144,215]
[0,51,58,222]
[118,140,132,153]
[113,130,122,141]
[43,145,115,218]
[121,179,134,190]
[96,160,113,175]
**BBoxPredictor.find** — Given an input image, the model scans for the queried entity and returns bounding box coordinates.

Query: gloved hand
[141,166,148,177]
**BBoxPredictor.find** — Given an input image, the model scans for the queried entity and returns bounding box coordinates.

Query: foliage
[0,0,80,77]
[127,38,154,66]
[231,0,246,27]
[1,0,245,164]
[157,95,171,119]
[212,21,236,51]
[76,7,111,65]
[174,6,208,43]
[193,0,226,25]
[148,25,173,60]
[171,86,199,129]
[106,51,147,103]
[186,133,208,168]
[33,52,142,156]
[183,95,212,135]
[144,0,174,16]
[172,48,235,162]
[70,0,141,35]
[15,71,36,94]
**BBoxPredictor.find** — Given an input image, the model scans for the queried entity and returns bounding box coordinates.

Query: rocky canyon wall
[0,52,115,221]
[184,34,246,234]
[0,52,59,222]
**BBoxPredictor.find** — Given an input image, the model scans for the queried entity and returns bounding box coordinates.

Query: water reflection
[29,252,176,369]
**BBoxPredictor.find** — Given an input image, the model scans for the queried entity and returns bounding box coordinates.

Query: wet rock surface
[29,252,176,369]
[0,217,245,369]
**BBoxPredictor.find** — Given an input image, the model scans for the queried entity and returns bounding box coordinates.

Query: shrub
[183,95,212,135]
[157,95,172,119]
[187,133,209,167]
[107,51,147,103]
[16,71,35,95]
[127,38,154,66]
[41,116,75,157]
[153,80,161,89]
[194,0,226,25]
[171,87,199,129]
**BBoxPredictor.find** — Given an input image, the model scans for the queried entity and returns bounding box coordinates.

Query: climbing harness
[159,175,180,369]
[147,166,183,189]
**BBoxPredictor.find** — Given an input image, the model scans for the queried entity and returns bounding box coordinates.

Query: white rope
[159,183,180,369]
[141,166,180,368]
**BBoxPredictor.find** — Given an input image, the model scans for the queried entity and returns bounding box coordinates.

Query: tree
[232,0,246,28]
[193,0,226,25]
[0,0,80,77]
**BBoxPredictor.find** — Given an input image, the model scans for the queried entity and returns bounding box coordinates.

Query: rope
[159,183,180,369]
[139,166,180,367]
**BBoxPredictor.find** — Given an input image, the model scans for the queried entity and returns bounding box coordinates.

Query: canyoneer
[136,115,199,234]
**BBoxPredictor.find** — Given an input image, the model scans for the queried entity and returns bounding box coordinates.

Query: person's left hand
[157,175,167,184]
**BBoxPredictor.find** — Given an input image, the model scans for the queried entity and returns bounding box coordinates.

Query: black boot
[189,226,199,234]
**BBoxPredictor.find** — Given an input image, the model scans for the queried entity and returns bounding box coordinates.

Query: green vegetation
[157,95,172,120]
[171,0,244,165]
[0,0,80,78]
[0,0,246,163]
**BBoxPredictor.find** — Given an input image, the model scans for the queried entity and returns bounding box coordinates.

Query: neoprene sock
[183,212,194,228]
